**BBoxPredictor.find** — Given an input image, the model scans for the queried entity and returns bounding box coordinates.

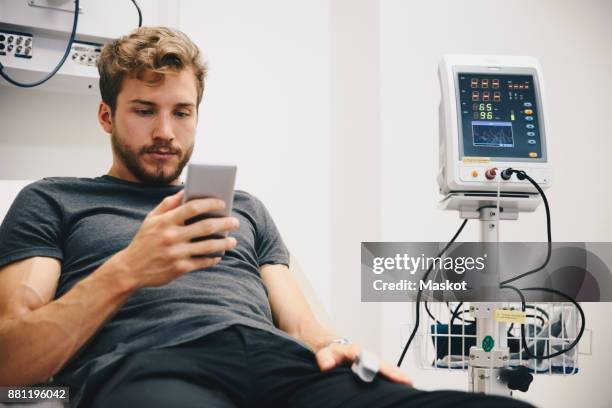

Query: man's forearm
[0,255,135,385]
[293,316,340,353]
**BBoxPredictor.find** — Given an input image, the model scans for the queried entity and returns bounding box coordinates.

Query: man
[0,27,533,408]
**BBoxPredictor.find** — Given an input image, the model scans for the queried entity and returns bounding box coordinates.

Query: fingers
[316,347,336,371]
[316,344,361,372]
[180,216,240,242]
[316,345,413,387]
[379,360,413,386]
[166,197,228,225]
[174,236,238,258]
[148,190,185,217]
[177,256,223,275]
[159,217,239,249]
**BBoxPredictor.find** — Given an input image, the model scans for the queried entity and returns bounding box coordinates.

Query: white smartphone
[182,163,237,257]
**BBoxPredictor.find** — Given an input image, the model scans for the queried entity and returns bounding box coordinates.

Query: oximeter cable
[396,217,468,367]
[499,168,552,285]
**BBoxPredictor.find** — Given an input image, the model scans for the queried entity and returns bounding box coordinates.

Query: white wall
[379,0,612,407]
[178,0,335,312]
[0,87,110,178]
[330,0,382,354]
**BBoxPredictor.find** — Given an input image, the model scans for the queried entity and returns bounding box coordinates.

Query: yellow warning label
[462,157,491,164]
[494,309,527,324]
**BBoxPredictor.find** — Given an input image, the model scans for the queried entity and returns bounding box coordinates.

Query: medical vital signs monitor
[438,55,552,195]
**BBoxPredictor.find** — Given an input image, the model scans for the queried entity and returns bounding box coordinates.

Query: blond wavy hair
[97,26,207,113]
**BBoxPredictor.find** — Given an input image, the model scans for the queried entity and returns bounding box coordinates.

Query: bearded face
[100,68,199,186]
[110,129,194,186]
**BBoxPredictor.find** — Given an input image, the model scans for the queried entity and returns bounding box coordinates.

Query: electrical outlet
[70,41,102,67]
[0,30,33,59]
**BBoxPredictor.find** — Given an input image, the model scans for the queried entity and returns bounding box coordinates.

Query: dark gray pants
[84,325,535,408]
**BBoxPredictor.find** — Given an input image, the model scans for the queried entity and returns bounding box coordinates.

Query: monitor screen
[456,73,544,161]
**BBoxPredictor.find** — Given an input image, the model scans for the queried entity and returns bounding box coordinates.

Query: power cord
[501,285,585,360]
[130,0,143,27]
[397,204,504,367]
[396,217,469,367]
[0,0,80,88]
[424,301,477,326]
[496,171,582,359]
[449,302,475,327]
[499,168,552,285]
[506,305,549,336]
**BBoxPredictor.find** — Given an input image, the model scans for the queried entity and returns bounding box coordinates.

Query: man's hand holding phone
[112,189,240,291]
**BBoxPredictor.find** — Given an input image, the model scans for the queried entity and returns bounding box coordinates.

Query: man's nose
[153,113,175,141]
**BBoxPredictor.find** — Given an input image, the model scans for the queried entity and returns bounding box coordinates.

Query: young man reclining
[0,26,534,408]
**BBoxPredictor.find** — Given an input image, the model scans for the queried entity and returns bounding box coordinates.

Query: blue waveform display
[472,121,514,148]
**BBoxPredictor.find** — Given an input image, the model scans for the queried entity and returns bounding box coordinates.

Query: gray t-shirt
[0,175,301,403]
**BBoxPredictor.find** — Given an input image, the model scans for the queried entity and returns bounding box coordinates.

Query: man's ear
[98,102,113,134]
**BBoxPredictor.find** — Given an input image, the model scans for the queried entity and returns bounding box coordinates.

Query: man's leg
[81,327,251,408]
[238,326,534,408]
[286,365,535,408]
[91,376,237,408]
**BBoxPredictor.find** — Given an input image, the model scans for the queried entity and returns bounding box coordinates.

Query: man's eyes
[134,109,190,118]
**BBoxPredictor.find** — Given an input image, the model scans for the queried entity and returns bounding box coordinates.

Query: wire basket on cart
[415,301,581,375]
